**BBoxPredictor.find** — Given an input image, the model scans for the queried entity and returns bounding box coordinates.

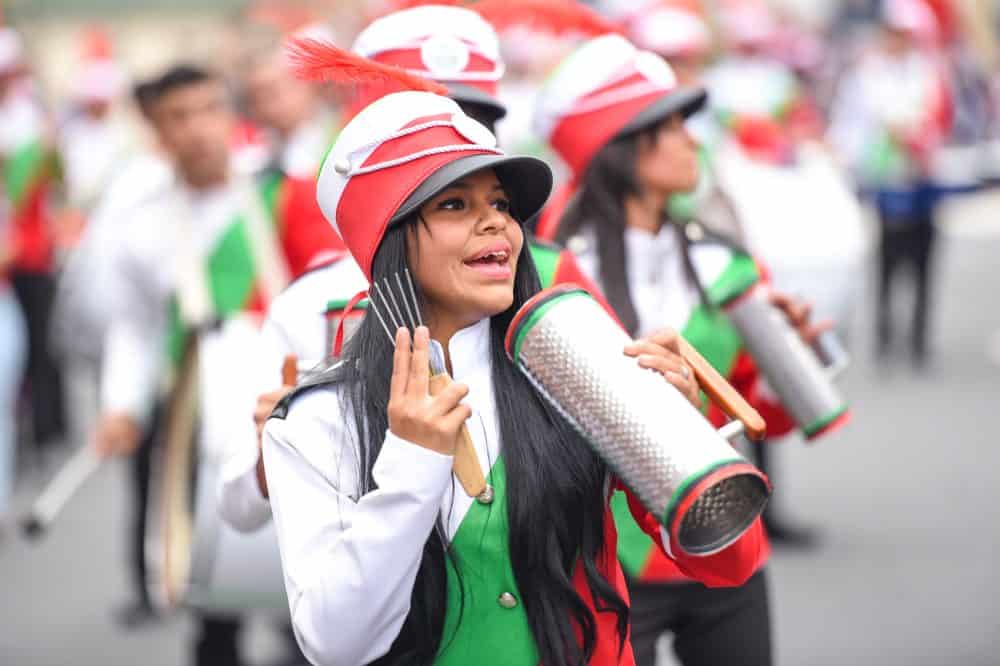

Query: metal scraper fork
[367,269,490,500]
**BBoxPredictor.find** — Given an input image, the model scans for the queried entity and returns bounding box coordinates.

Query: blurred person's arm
[825,67,873,177]
[216,314,295,532]
[95,229,168,457]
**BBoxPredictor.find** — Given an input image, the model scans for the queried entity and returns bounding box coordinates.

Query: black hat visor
[616,85,708,138]
[389,153,552,225]
[446,82,508,121]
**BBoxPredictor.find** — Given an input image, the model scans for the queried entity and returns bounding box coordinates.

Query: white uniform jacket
[216,257,368,532]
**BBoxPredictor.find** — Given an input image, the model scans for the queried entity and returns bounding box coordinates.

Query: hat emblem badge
[420,35,470,77]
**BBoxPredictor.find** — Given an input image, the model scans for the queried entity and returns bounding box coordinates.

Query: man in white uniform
[95,64,295,665]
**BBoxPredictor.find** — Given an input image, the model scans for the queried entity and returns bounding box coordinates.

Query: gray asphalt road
[2,196,998,666]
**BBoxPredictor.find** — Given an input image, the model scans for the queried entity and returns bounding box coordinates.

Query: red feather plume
[386,0,466,10]
[473,0,622,37]
[286,37,448,95]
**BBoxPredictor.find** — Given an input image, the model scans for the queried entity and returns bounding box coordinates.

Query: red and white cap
[73,28,124,103]
[882,0,940,44]
[352,5,506,121]
[0,27,23,77]
[534,34,706,178]
[626,2,712,58]
[718,0,778,49]
[315,91,551,279]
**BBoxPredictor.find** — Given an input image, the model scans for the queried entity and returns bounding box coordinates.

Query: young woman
[536,35,826,666]
[262,87,764,665]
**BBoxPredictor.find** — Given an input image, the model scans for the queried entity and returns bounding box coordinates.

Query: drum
[714,139,869,327]
[146,316,288,614]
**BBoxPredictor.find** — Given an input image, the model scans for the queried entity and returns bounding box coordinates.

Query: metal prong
[403,268,424,327]
[395,272,419,331]
[382,277,409,334]
[371,282,401,331]
[367,292,396,345]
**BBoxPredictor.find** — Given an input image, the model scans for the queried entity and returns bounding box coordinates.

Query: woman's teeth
[471,251,508,264]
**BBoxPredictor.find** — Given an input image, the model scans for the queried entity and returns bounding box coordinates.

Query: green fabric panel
[610,491,654,578]
[259,171,284,228]
[4,140,46,207]
[206,216,259,318]
[528,242,559,289]
[704,253,759,308]
[681,305,742,380]
[325,298,368,313]
[438,458,538,665]
[166,299,186,366]
[163,184,274,364]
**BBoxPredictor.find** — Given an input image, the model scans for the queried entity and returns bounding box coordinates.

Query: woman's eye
[492,198,511,213]
[438,197,465,211]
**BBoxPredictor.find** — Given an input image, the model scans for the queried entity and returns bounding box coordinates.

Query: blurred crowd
[1,0,998,665]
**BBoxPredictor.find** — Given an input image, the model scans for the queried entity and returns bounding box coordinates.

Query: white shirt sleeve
[262,388,454,666]
[215,314,294,532]
[99,235,167,425]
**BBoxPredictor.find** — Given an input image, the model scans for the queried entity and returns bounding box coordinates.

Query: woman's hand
[768,291,833,346]
[625,328,701,410]
[388,326,471,456]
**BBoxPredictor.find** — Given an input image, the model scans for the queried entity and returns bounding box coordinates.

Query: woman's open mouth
[464,243,513,280]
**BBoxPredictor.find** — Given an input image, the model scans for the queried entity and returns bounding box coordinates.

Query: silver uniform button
[476,484,495,505]
[497,592,518,609]
[685,222,705,243]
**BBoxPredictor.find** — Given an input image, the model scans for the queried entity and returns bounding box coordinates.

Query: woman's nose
[478,204,508,232]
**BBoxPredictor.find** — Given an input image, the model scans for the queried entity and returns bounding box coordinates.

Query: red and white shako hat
[73,28,124,103]
[534,34,706,178]
[352,5,507,122]
[315,91,551,280]
[882,0,940,44]
[628,2,711,58]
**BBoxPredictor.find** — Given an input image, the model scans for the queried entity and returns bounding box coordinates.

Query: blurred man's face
[151,79,232,187]
[83,99,111,120]
[244,57,316,136]
[884,27,913,56]
[665,54,707,86]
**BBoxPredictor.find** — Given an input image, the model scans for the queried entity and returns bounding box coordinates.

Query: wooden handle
[281,355,298,387]
[677,338,767,441]
[429,373,487,497]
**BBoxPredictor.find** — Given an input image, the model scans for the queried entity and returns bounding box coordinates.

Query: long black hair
[556,127,661,337]
[327,214,628,665]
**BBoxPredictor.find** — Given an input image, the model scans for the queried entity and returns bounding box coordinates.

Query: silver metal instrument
[505,285,770,556]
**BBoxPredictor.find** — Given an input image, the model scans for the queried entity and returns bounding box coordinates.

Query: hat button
[685,222,705,243]
[333,158,351,175]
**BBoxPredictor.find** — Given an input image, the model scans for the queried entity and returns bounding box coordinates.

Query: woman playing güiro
[535,35,832,666]
[261,59,765,666]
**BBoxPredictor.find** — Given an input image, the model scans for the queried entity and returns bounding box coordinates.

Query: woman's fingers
[801,319,835,345]
[429,381,469,418]
[770,290,811,327]
[624,340,685,368]
[636,354,700,407]
[390,327,411,400]
[635,352,690,381]
[439,403,474,434]
[407,326,431,399]
[643,327,682,354]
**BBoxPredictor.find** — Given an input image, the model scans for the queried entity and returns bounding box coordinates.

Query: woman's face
[408,168,524,329]
[634,114,700,198]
